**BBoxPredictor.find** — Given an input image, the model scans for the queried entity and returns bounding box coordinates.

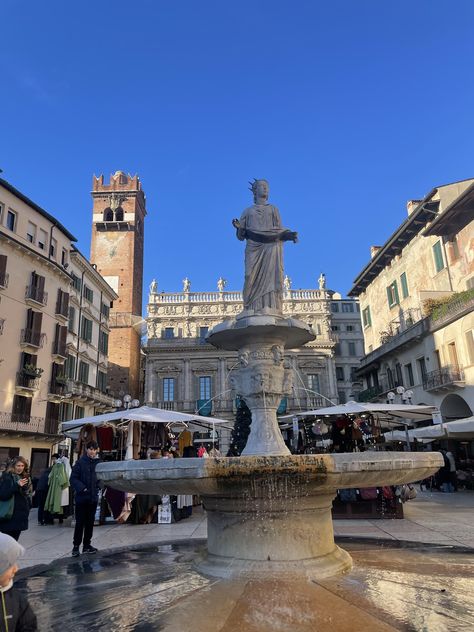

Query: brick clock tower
[90,171,146,400]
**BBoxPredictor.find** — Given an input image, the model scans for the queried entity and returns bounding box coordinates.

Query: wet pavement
[17,490,474,569]
[12,490,474,631]
[16,539,474,631]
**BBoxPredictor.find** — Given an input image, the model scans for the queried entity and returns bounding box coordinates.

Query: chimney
[406,200,421,216]
[370,246,382,259]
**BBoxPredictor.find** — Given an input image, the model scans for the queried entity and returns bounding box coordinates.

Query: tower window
[104,209,113,222]
[115,208,124,221]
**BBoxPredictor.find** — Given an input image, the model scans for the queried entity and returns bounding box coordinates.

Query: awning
[61,405,232,433]
[283,401,438,422]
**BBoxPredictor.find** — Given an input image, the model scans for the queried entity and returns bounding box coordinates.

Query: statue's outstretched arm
[232,218,246,241]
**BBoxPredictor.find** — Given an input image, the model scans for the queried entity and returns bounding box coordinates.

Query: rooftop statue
[232,179,297,314]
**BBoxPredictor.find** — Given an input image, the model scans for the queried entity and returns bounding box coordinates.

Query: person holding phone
[0,456,33,541]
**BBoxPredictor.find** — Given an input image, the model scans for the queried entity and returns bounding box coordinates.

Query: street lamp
[114,395,140,410]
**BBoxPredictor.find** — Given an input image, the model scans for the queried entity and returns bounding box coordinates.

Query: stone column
[184,359,192,407]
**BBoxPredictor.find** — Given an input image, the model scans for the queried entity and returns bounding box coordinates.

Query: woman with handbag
[0,456,33,541]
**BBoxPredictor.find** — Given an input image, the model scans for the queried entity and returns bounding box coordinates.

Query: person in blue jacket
[70,441,100,557]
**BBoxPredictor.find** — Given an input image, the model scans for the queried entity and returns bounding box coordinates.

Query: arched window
[115,207,124,221]
[103,208,113,221]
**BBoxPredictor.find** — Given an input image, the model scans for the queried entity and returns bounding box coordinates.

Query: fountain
[97,179,443,581]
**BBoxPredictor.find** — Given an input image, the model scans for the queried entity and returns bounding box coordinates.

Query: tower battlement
[93,171,142,192]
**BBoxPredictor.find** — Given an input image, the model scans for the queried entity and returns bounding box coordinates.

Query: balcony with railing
[66,380,116,409]
[47,379,69,402]
[0,412,44,433]
[0,271,9,289]
[149,288,327,306]
[25,285,48,306]
[428,289,474,332]
[357,384,385,402]
[20,328,46,350]
[52,340,67,361]
[15,372,41,395]
[423,365,465,392]
[359,309,428,371]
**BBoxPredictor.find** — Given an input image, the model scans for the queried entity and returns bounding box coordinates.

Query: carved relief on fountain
[230,344,293,411]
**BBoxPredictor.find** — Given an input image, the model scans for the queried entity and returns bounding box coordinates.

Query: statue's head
[249,178,269,203]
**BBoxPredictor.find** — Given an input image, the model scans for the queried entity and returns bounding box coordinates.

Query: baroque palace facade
[144,281,364,446]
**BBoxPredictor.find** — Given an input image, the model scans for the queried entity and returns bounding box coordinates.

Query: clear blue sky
[1,1,473,306]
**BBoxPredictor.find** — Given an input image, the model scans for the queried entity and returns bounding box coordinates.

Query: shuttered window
[433,240,445,273]
[80,316,93,343]
[55,289,70,317]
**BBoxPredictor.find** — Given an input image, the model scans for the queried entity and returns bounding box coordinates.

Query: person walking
[35,454,59,526]
[70,441,100,557]
[0,457,33,542]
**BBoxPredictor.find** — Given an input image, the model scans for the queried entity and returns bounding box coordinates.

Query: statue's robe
[237,204,286,313]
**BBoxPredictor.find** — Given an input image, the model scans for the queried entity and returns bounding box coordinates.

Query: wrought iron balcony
[15,372,40,394]
[25,285,48,305]
[357,385,385,402]
[0,412,44,432]
[20,328,45,349]
[423,365,465,392]
[429,290,474,331]
[52,340,67,359]
[358,315,428,371]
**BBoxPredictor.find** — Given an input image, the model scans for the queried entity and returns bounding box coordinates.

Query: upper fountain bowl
[206,314,315,351]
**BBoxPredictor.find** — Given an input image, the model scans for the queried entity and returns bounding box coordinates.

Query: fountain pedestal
[207,313,315,456]
[97,452,444,579]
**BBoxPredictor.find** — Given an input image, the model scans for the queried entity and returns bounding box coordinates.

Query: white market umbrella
[445,416,474,438]
[286,401,438,422]
[61,405,232,432]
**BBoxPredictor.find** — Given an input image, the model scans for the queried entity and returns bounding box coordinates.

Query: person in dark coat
[0,457,33,542]
[70,441,100,557]
[35,454,59,526]
[0,532,37,631]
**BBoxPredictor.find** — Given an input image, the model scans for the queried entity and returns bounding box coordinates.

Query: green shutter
[400,272,409,299]
[393,281,399,305]
[433,241,444,273]
[363,307,372,328]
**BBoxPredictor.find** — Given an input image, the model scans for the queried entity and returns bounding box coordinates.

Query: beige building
[144,279,363,448]
[350,177,474,421]
[59,247,118,423]
[0,177,118,476]
[0,177,75,475]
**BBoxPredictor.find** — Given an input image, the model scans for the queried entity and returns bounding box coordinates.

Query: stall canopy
[283,401,438,423]
[61,405,232,433]
[384,416,474,442]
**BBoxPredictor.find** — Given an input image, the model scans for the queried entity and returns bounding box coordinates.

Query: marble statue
[183,277,191,292]
[318,273,326,290]
[283,274,291,291]
[217,277,227,292]
[149,279,158,294]
[232,179,297,314]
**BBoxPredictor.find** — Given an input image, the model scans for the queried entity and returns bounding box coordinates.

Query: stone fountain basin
[206,314,315,350]
[96,452,443,497]
[97,452,443,579]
